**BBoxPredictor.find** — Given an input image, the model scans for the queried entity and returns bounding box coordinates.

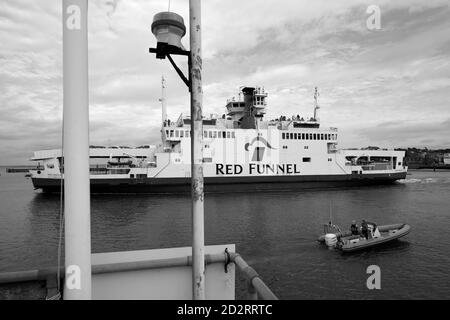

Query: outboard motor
[324,233,338,249]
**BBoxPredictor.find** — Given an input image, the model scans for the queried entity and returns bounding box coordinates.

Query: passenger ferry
[29,85,407,193]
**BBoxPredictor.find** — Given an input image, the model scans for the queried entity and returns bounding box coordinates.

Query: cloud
[1,0,450,164]
[355,118,450,148]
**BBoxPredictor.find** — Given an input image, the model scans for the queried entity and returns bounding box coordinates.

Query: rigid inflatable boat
[318,223,411,253]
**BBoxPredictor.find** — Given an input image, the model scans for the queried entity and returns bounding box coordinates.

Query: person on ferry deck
[350,221,359,235]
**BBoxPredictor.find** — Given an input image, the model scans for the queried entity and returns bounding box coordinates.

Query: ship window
[290,133,293,139]
[204,131,207,137]
[213,131,217,138]
[313,134,316,140]
[321,134,324,140]
[301,133,305,140]
[180,131,184,137]
[170,130,174,137]
[302,157,311,162]
[185,130,190,138]
[175,130,179,137]
[227,132,230,138]
[223,131,226,138]
[294,133,297,139]
[166,130,169,136]
[209,131,212,138]
[232,132,235,138]
[286,133,289,140]
[282,133,285,139]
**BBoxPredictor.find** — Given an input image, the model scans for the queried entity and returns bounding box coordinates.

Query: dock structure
[0,246,278,300]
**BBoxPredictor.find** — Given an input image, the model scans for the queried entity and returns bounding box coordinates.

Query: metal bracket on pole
[149,46,191,91]
[167,54,191,89]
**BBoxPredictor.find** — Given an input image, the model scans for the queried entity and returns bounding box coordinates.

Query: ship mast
[159,76,167,124]
[313,86,320,121]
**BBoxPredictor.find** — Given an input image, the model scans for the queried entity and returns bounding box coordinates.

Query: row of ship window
[282,132,337,141]
[165,130,236,139]
[166,130,190,138]
[165,130,336,141]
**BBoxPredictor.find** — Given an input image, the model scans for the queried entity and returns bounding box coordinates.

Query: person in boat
[366,221,378,238]
[361,220,369,239]
[327,220,339,233]
[350,220,359,235]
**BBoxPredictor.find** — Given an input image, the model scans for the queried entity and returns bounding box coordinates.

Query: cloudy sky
[1,0,449,164]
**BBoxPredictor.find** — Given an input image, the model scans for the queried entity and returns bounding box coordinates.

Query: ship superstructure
[30,86,407,193]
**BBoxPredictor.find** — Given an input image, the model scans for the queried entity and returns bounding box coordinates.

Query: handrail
[0,251,278,300]
[153,154,172,178]
[335,156,349,174]
[230,253,278,300]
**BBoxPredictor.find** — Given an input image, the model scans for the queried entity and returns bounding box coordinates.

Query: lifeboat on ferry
[318,223,411,253]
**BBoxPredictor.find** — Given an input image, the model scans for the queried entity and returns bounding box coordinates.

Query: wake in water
[398,177,447,184]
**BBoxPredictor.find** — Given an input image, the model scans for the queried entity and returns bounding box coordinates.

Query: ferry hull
[32,171,407,193]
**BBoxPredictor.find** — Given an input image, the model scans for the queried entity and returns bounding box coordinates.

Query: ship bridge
[226,86,267,124]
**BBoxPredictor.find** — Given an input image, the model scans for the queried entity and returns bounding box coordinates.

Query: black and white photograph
[0,0,449,307]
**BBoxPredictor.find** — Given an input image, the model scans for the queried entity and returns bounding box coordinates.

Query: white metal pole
[63,0,92,300]
[189,0,205,300]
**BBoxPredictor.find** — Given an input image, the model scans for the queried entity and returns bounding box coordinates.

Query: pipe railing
[0,251,278,300]
[230,253,278,300]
